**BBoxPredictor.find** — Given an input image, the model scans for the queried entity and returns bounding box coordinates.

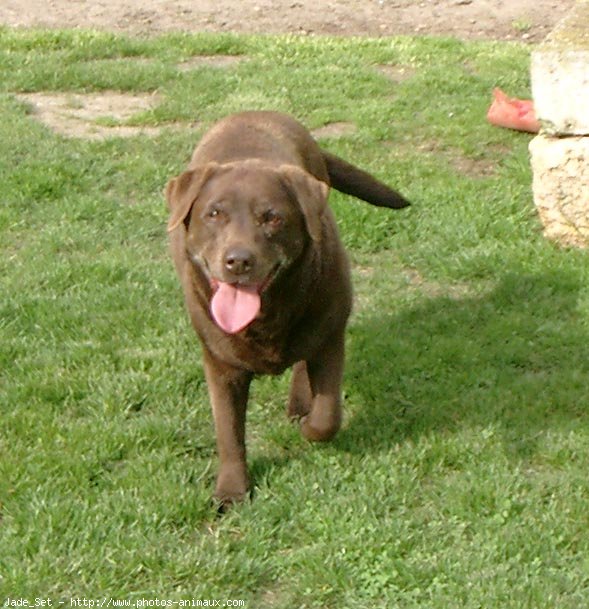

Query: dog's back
[190,111,327,179]
[191,111,410,211]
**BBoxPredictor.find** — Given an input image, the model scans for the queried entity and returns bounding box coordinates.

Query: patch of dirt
[177,55,246,71]
[353,261,496,315]
[311,122,357,139]
[384,138,503,179]
[0,0,575,43]
[18,91,164,140]
[376,64,417,83]
[400,267,487,299]
[449,154,497,178]
[417,140,500,178]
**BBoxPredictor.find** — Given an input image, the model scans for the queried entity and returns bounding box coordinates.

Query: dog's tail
[322,151,410,209]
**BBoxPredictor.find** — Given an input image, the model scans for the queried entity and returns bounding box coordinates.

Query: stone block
[531,1,589,135]
[529,134,589,247]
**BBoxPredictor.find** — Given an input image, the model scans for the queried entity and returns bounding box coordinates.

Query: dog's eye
[205,206,224,221]
[261,209,283,227]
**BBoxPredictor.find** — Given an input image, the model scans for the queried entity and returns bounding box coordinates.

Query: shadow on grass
[338,269,589,458]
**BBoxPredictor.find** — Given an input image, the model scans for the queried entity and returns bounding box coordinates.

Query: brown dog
[166,111,409,506]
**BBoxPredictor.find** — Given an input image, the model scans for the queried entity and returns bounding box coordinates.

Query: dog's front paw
[300,411,341,442]
[214,464,250,510]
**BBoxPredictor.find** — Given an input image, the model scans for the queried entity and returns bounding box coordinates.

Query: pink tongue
[210,282,261,334]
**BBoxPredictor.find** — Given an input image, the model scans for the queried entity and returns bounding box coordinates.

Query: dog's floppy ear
[279,165,329,242]
[166,163,218,232]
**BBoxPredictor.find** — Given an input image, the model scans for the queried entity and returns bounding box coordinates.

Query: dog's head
[166,160,329,333]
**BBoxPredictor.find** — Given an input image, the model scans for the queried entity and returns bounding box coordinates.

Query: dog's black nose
[224,247,254,276]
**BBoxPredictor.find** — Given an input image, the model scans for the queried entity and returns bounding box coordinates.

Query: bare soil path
[0,0,575,43]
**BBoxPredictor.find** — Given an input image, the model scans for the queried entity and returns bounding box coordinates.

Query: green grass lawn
[1,27,589,607]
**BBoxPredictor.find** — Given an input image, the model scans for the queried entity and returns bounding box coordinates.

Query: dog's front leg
[300,331,345,442]
[202,347,253,506]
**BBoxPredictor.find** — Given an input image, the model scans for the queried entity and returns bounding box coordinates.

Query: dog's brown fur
[165,111,409,506]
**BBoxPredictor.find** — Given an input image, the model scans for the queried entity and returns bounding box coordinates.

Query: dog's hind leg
[287,361,313,420]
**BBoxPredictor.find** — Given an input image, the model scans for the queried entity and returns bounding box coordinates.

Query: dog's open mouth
[209,266,279,334]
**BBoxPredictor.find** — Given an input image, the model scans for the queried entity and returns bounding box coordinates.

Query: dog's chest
[214,318,308,374]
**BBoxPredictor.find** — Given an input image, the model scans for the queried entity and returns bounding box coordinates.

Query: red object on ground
[486,87,540,133]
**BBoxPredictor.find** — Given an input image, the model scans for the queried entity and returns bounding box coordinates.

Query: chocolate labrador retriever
[166,111,409,507]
